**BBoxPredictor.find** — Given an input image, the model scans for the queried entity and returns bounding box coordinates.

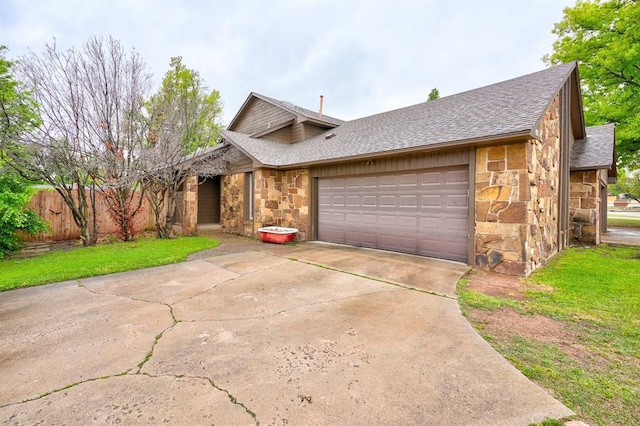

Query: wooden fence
[27,189,155,241]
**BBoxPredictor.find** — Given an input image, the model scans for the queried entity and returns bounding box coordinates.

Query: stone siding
[220,173,247,235]
[569,170,600,244]
[475,94,561,276]
[182,173,198,236]
[254,169,309,240]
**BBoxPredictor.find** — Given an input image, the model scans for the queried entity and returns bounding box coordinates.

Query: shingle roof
[254,93,345,126]
[221,62,578,167]
[571,123,616,170]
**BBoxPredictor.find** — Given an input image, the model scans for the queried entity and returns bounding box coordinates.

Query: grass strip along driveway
[0,237,219,292]
[459,245,640,426]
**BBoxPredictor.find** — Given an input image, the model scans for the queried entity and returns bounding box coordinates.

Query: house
[179,62,616,276]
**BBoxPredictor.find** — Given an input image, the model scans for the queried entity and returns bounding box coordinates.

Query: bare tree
[80,37,151,241]
[6,36,151,244]
[143,57,223,238]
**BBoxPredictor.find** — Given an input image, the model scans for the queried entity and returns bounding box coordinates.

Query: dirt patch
[464,269,526,300]
[469,308,581,350]
[463,270,605,369]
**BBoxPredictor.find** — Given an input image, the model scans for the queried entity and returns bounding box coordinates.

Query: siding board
[310,148,470,178]
[263,126,291,143]
[231,98,295,135]
[301,123,328,140]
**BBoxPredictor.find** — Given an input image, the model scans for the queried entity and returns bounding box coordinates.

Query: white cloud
[0,0,575,123]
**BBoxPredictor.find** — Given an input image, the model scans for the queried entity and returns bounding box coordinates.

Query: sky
[0,0,576,124]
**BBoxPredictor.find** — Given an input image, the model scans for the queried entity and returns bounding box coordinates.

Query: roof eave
[570,164,614,171]
[299,116,341,128]
[249,92,343,128]
[226,92,260,131]
[219,130,264,167]
[530,62,584,141]
[571,63,587,140]
[250,118,296,138]
[264,130,533,169]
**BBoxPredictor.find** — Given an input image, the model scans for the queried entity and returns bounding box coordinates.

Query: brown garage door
[318,167,469,262]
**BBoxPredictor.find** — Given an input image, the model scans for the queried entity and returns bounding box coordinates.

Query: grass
[607,217,640,228]
[459,245,640,426]
[0,236,219,292]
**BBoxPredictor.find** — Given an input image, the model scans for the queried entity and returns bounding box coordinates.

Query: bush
[0,170,49,257]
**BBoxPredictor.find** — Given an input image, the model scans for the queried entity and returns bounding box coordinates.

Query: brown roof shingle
[571,123,616,170]
[222,62,578,167]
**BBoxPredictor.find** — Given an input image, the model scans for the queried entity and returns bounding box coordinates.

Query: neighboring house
[180,62,616,276]
[569,123,616,244]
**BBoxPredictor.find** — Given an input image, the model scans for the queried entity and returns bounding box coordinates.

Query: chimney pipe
[319,95,324,118]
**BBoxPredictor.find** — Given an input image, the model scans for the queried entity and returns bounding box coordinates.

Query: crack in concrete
[164,260,306,315]
[151,260,293,309]
[264,252,459,300]
[135,324,176,373]
[2,371,260,425]
[0,370,132,409]
[205,377,260,425]
[142,373,260,425]
[79,284,179,323]
[9,253,426,421]
[179,288,405,324]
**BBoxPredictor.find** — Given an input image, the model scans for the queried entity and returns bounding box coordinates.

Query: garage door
[318,167,469,262]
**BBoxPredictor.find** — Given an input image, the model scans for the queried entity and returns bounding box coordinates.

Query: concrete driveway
[0,243,572,425]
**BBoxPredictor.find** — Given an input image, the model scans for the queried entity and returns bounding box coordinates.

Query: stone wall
[254,169,309,240]
[220,173,246,235]
[182,173,198,236]
[569,170,600,244]
[475,94,561,276]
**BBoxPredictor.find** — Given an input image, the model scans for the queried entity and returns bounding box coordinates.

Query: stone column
[182,173,198,236]
[569,170,600,244]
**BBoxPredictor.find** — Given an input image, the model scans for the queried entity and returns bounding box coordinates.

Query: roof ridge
[342,61,578,126]
[252,92,345,125]
[224,63,582,168]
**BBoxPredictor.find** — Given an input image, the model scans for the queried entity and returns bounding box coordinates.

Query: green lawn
[0,236,219,292]
[607,217,640,228]
[459,245,640,426]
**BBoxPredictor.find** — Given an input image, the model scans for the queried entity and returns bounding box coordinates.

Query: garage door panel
[379,175,397,186]
[379,235,417,251]
[397,216,418,228]
[421,172,442,185]
[345,195,360,206]
[361,176,377,187]
[362,196,377,207]
[379,195,396,207]
[399,195,418,207]
[445,218,469,231]
[398,173,418,186]
[446,169,468,183]
[377,215,397,226]
[318,167,469,262]
[345,213,362,224]
[346,231,376,246]
[421,195,441,206]
[359,214,377,225]
[447,194,469,207]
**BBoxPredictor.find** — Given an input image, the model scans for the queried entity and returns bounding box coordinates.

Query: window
[244,172,254,220]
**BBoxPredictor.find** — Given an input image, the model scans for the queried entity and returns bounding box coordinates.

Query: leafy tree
[610,171,640,203]
[0,47,48,256]
[143,57,224,238]
[427,88,440,101]
[0,46,39,143]
[4,37,152,244]
[545,0,640,169]
[0,166,49,257]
